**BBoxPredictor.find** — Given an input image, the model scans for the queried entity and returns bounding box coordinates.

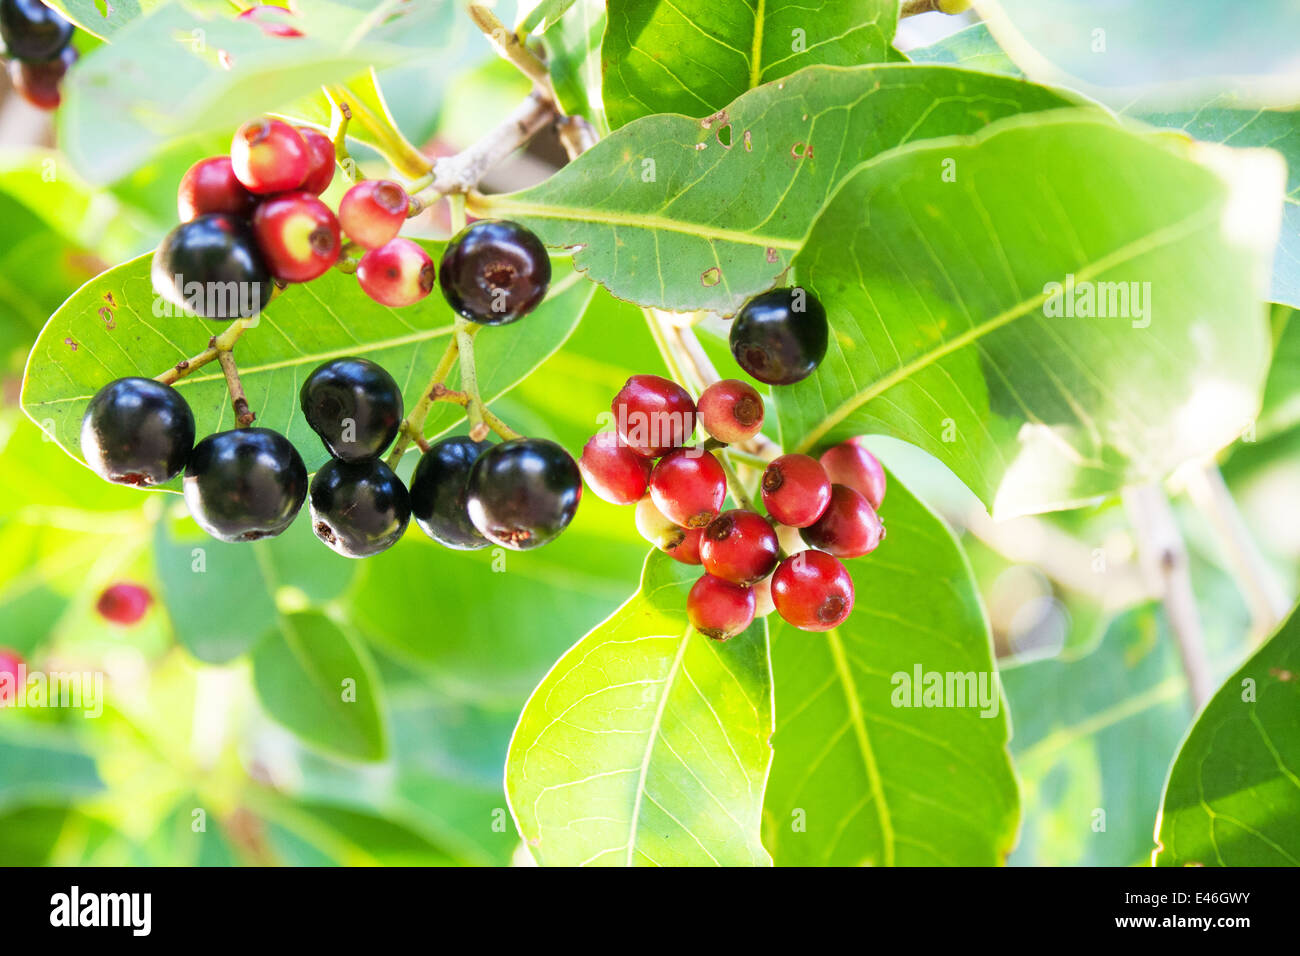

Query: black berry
[151,214,272,320]
[183,428,307,542]
[81,377,195,486]
[409,435,492,550]
[0,0,73,63]
[439,219,551,325]
[309,458,410,557]
[466,437,581,550]
[299,357,403,461]
[729,287,828,386]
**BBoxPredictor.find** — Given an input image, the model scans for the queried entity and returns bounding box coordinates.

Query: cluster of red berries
[1,0,77,110]
[579,374,886,639]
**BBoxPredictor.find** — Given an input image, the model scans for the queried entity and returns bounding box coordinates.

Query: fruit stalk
[216,347,256,426]
[419,90,558,199]
[154,318,253,386]
[466,2,555,96]
[384,337,460,468]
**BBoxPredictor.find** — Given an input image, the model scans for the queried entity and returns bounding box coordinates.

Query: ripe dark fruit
[438,219,551,325]
[356,238,435,307]
[177,157,256,222]
[296,126,336,194]
[729,287,828,386]
[96,582,153,626]
[81,377,195,486]
[309,458,410,558]
[579,432,651,505]
[687,573,755,641]
[339,180,408,249]
[700,509,779,586]
[252,191,341,282]
[230,118,309,195]
[664,526,702,565]
[151,213,272,319]
[649,448,726,528]
[801,484,884,559]
[0,0,73,62]
[761,453,832,528]
[237,5,304,39]
[409,435,493,550]
[820,438,887,510]
[9,43,75,110]
[300,357,403,462]
[613,374,696,457]
[183,428,307,542]
[772,550,854,631]
[466,438,581,550]
[697,378,764,444]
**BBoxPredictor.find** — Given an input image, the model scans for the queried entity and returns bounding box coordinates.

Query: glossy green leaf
[778,113,1281,517]
[1155,602,1300,865]
[483,63,1077,313]
[20,244,593,479]
[541,0,608,133]
[251,610,388,763]
[506,552,773,866]
[1260,305,1300,439]
[763,467,1017,865]
[905,21,1021,78]
[601,0,897,129]
[519,0,581,35]
[46,0,169,40]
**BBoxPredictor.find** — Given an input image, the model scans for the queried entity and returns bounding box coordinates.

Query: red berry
[177,156,256,222]
[771,550,854,631]
[761,453,831,528]
[820,438,887,510]
[612,374,696,457]
[8,44,76,111]
[231,118,309,195]
[339,180,409,249]
[687,573,755,641]
[665,526,702,565]
[700,509,779,585]
[252,191,341,282]
[801,484,884,559]
[237,4,304,38]
[296,126,336,195]
[356,238,435,307]
[579,432,651,505]
[0,648,22,706]
[697,379,764,444]
[96,582,153,626]
[649,448,726,528]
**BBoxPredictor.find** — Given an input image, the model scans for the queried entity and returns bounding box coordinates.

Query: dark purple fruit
[151,213,272,320]
[0,0,73,63]
[465,438,580,550]
[309,457,410,557]
[299,357,402,461]
[80,377,195,486]
[729,287,828,386]
[183,428,307,542]
[408,435,493,550]
[438,219,551,325]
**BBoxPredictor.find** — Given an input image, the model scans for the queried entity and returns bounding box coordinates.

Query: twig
[155,319,252,386]
[414,91,558,198]
[216,347,256,426]
[385,337,460,468]
[467,2,554,95]
[1183,464,1290,641]
[330,100,358,184]
[716,449,759,512]
[1123,483,1213,710]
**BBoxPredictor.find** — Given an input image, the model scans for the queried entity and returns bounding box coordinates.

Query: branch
[154,318,253,386]
[467,2,555,95]
[901,0,970,17]
[216,347,255,427]
[1123,483,1213,710]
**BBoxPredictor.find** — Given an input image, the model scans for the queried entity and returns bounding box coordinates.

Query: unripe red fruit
[252,191,341,282]
[664,526,702,565]
[612,374,696,457]
[700,509,779,585]
[762,453,831,528]
[8,44,76,111]
[635,495,679,549]
[177,156,256,222]
[0,648,22,706]
[237,4,304,38]
[820,438,887,510]
[356,238,435,307]
[772,550,854,631]
[231,118,309,194]
[579,432,651,505]
[697,379,764,444]
[687,573,755,641]
[801,484,884,559]
[339,180,408,250]
[649,448,726,528]
[96,582,153,626]
[296,126,336,195]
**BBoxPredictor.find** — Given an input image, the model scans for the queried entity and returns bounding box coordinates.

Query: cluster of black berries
[151,115,552,325]
[1,0,77,110]
[578,367,886,639]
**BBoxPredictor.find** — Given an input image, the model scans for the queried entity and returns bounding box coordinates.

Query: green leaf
[540,0,608,133]
[971,0,1300,110]
[251,610,388,763]
[762,467,1017,865]
[0,728,103,810]
[519,0,581,35]
[20,244,594,479]
[778,113,1281,516]
[905,21,1021,78]
[1260,305,1300,439]
[506,552,773,866]
[1155,602,1300,866]
[601,0,897,129]
[46,0,169,40]
[483,63,1077,313]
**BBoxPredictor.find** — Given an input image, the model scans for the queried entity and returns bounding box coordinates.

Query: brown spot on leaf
[1271,668,1295,681]
[700,109,729,130]
[743,129,753,152]
[98,306,115,330]
[791,142,813,160]
[701,267,722,287]
[64,337,78,351]
[766,247,779,263]
[103,291,116,307]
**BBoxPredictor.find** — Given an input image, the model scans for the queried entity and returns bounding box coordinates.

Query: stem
[456,320,489,441]
[385,337,460,468]
[1123,483,1213,710]
[216,347,255,426]
[467,2,554,95]
[419,91,558,199]
[155,319,252,385]
[323,81,432,179]
[717,449,759,512]
[329,100,358,184]
[1184,464,1290,640]
[641,308,692,389]
[720,446,771,471]
[901,0,967,17]
[449,192,467,234]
